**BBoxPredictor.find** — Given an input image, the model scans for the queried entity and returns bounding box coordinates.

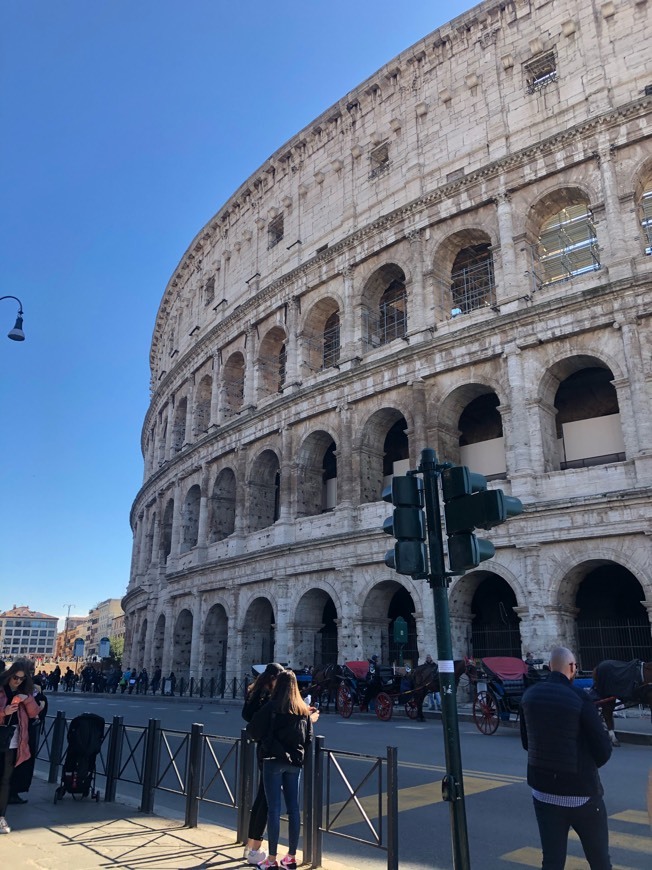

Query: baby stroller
[54,712,105,803]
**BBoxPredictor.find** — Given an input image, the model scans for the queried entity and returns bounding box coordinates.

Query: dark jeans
[533,796,612,870]
[263,759,301,857]
[248,775,268,840]
[0,749,17,816]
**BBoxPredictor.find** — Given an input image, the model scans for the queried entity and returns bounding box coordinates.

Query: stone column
[196,465,210,556]
[189,593,203,681]
[595,143,629,269]
[620,319,652,456]
[283,297,301,390]
[408,378,427,461]
[273,582,291,665]
[406,230,428,342]
[136,512,150,576]
[243,325,257,408]
[339,265,362,366]
[164,402,174,461]
[143,604,156,674]
[160,600,175,677]
[494,192,519,301]
[151,496,162,568]
[170,479,182,560]
[210,353,222,428]
[184,380,194,447]
[503,343,535,477]
[278,426,295,523]
[336,404,354,507]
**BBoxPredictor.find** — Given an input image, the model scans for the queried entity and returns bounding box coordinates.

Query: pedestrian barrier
[35,711,399,869]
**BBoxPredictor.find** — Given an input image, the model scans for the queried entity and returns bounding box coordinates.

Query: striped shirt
[532,788,590,807]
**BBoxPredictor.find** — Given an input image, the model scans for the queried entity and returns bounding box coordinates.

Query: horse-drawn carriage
[469,656,547,734]
[336,661,420,721]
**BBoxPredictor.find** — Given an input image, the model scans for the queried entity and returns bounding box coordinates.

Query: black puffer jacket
[520,671,612,796]
[246,700,312,768]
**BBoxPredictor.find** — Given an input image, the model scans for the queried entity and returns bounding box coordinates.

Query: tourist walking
[246,669,317,869]
[241,663,285,865]
[520,646,613,869]
[0,661,41,834]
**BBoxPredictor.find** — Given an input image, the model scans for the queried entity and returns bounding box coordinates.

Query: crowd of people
[31,665,177,696]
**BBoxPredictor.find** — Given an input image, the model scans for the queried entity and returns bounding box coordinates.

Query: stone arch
[203,603,228,691]
[360,263,407,348]
[223,351,245,418]
[296,430,338,517]
[248,449,281,531]
[208,467,236,542]
[171,608,193,683]
[151,613,165,671]
[171,396,188,452]
[301,295,342,375]
[181,483,201,552]
[525,186,600,286]
[435,381,504,471]
[161,498,174,563]
[358,407,411,504]
[194,374,212,435]
[258,325,288,398]
[434,228,496,317]
[536,354,624,471]
[241,596,275,666]
[360,578,419,665]
[292,588,340,667]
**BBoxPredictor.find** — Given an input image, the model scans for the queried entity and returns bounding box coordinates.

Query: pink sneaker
[280,856,297,869]
[257,860,278,869]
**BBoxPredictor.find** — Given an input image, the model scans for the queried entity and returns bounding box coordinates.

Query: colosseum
[123,0,652,689]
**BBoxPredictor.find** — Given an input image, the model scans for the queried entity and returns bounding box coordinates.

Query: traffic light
[441,466,523,573]
[382,475,429,577]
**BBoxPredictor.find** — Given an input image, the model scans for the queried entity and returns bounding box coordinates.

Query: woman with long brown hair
[247,669,318,869]
[242,663,285,865]
[0,660,40,834]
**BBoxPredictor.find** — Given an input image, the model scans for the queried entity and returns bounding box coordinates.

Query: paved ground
[2,775,356,870]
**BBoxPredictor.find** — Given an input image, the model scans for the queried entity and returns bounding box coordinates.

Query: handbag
[0,722,16,753]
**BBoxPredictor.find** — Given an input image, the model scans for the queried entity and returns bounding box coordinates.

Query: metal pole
[420,447,471,870]
[387,746,399,870]
[185,723,203,827]
[237,729,255,843]
[140,718,161,814]
[302,733,314,863]
[311,736,324,869]
[104,715,123,802]
[48,710,66,784]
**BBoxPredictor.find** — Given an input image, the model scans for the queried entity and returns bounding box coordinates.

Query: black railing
[35,712,398,869]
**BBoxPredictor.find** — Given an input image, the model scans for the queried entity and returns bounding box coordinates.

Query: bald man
[520,646,613,869]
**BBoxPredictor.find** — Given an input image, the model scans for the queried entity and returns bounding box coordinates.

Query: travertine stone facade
[124,0,652,685]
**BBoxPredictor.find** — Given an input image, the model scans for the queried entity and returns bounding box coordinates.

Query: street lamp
[0,295,26,341]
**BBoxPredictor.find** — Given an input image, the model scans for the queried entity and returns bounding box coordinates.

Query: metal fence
[35,711,398,869]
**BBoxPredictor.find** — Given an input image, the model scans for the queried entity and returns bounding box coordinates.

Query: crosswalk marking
[611,810,650,825]
[327,775,512,829]
[502,846,635,869]
[569,828,652,854]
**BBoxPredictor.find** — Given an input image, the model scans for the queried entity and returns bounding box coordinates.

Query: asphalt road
[41,691,652,870]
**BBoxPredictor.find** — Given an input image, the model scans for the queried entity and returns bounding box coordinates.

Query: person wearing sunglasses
[520,647,613,869]
[0,661,40,834]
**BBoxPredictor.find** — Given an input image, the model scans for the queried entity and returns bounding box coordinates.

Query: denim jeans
[533,796,612,869]
[262,759,301,856]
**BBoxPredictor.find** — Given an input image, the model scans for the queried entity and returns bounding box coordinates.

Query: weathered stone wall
[124,0,652,683]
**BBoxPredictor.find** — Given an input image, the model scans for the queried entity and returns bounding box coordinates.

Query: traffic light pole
[419,448,471,870]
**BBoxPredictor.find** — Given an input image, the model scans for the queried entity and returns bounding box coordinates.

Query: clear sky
[0,0,474,626]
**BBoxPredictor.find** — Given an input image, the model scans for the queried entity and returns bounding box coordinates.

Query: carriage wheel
[337,683,354,718]
[404,698,419,720]
[473,691,500,735]
[375,692,393,721]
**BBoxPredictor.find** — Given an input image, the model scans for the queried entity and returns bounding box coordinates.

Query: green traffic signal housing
[382,475,429,577]
[441,466,523,574]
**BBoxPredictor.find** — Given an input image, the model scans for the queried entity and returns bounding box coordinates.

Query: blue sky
[0,0,473,626]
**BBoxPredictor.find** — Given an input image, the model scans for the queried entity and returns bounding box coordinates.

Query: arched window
[378,280,407,343]
[322,311,340,368]
[537,204,600,285]
[450,244,495,314]
[223,352,245,418]
[640,179,652,255]
[362,264,407,349]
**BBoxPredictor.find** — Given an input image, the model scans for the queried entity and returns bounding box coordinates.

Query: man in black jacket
[520,646,613,869]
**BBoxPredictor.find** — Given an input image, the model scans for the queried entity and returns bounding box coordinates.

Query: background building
[55,615,88,659]
[124,0,652,686]
[86,599,124,659]
[0,605,58,660]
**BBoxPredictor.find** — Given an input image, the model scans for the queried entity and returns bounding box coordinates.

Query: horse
[592,659,652,746]
[307,663,343,713]
[407,659,469,721]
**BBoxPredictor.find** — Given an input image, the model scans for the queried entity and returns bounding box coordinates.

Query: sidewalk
[2,775,357,870]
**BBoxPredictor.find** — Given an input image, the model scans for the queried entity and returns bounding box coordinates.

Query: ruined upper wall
[149,0,651,382]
